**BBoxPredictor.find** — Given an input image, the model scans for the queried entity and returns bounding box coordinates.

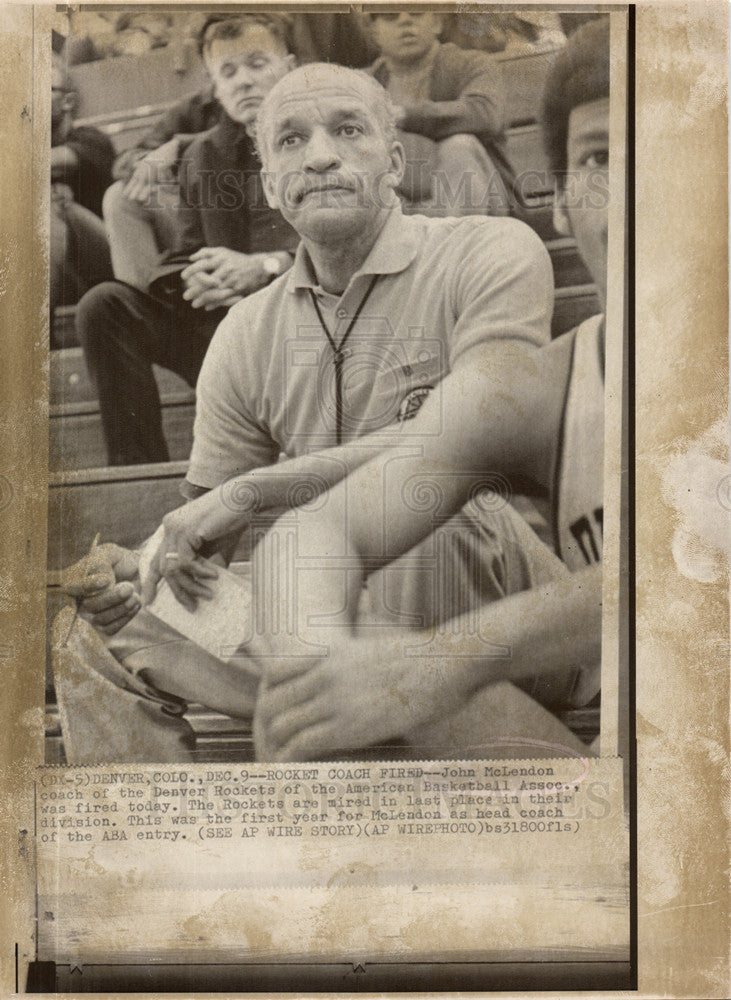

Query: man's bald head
[254,62,398,165]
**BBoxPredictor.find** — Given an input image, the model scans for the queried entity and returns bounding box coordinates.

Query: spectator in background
[152,15,300,305]
[63,10,177,63]
[50,51,114,326]
[76,14,299,467]
[366,10,516,216]
[103,85,220,289]
[111,11,175,56]
[64,10,378,67]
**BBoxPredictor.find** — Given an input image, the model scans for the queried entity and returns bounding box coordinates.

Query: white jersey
[553,314,605,571]
[551,315,604,708]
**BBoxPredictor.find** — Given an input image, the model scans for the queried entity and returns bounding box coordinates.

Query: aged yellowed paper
[0,2,727,996]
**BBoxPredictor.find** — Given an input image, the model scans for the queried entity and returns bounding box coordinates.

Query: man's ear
[552,181,571,237]
[375,140,405,205]
[386,139,406,190]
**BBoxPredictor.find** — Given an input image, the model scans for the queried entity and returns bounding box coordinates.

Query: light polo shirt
[188,207,553,488]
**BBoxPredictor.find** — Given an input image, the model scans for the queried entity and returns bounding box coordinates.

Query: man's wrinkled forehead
[271,80,374,122]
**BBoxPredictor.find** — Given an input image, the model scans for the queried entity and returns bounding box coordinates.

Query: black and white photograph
[47,5,622,769]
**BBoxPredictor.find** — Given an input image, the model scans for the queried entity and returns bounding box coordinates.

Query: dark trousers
[76,280,226,466]
[50,192,113,319]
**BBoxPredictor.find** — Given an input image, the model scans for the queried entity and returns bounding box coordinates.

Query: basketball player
[248,17,613,760]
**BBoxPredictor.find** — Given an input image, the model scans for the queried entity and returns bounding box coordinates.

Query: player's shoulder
[452,215,547,261]
[421,213,546,256]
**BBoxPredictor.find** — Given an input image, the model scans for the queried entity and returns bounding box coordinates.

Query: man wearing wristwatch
[76,13,299,467]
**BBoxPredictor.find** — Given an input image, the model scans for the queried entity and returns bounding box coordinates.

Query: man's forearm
[180,437,396,586]
[224,436,392,517]
[414,564,601,697]
[368,564,603,733]
[400,95,502,141]
[247,509,355,664]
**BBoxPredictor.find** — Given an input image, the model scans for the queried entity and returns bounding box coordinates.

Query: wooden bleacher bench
[50,351,195,471]
[48,461,188,567]
[77,101,177,154]
[67,36,559,125]
[50,399,195,472]
[553,284,601,337]
[50,347,192,408]
[51,305,79,350]
[68,43,556,134]
[496,45,560,127]
[50,398,194,472]
[69,42,208,122]
[546,237,592,287]
[506,122,552,200]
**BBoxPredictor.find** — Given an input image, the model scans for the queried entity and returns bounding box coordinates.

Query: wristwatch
[261,255,286,281]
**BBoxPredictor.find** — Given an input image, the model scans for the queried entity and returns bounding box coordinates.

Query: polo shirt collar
[287,207,420,294]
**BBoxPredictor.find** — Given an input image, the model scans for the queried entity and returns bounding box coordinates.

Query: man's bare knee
[437,133,485,157]
[102,180,128,223]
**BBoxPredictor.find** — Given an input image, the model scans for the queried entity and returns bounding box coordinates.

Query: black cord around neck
[308,274,380,444]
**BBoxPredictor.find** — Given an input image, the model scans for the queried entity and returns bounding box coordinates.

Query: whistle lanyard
[308,274,380,445]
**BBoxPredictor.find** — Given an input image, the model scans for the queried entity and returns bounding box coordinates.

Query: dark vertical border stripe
[627,3,638,991]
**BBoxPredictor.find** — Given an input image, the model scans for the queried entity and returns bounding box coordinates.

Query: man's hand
[182,248,272,303]
[122,138,179,203]
[62,543,141,635]
[181,272,245,312]
[253,635,440,761]
[140,488,254,610]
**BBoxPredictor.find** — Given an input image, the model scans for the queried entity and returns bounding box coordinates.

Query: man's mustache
[285,175,357,205]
